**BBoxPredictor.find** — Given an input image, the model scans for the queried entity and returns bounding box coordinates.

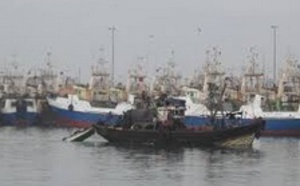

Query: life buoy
[68,104,74,111]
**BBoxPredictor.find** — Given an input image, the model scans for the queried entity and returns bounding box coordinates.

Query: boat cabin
[154,97,186,129]
[157,106,185,122]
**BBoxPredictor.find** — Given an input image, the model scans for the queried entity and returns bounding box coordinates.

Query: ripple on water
[1,128,300,186]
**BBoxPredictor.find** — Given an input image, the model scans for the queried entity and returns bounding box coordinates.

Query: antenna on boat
[78,68,81,84]
[109,26,116,86]
[271,25,278,82]
[46,52,52,67]
[262,53,266,83]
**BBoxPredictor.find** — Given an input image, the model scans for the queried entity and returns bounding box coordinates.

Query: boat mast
[109,26,116,86]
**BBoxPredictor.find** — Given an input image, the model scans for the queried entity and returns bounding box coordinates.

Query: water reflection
[203,148,263,185]
[89,141,266,186]
[1,128,300,186]
[89,142,186,184]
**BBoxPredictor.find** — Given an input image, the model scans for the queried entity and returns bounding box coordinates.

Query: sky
[0,0,299,83]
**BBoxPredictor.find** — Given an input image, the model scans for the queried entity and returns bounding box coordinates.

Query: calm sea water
[0,127,300,186]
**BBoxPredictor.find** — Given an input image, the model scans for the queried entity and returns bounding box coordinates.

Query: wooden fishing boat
[93,100,265,148]
[93,79,265,148]
[93,120,264,148]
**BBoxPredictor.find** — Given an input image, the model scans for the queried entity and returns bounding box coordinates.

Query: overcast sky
[0,0,299,83]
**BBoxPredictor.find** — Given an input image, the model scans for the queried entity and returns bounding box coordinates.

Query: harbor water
[1,127,300,186]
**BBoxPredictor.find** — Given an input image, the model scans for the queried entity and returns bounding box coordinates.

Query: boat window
[283,86,293,92]
[25,101,34,107]
[90,100,117,108]
[11,101,17,107]
[179,109,185,116]
[174,109,184,116]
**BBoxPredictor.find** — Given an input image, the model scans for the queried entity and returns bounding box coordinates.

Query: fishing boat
[47,59,134,128]
[239,94,300,137]
[0,52,72,126]
[0,60,41,126]
[0,96,40,126]
[94,121,264,148]
[47,94,133,128]
[94,95,265,148]
[238,55,300,137]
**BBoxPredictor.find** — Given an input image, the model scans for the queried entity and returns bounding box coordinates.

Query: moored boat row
[1,50,300,139]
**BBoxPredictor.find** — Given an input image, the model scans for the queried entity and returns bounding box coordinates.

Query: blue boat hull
[259,118,300,137]
[184,115,300,137]
[49,104,300,136]
[50,106,122,128]
[1,112,39,126]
